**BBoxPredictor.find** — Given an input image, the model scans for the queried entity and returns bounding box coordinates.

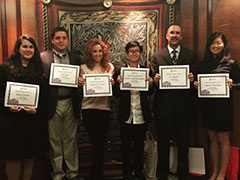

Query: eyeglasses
[128,50,140,54]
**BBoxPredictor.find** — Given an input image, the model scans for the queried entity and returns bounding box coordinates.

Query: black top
[0,60,49,160]
[113,65,152,124]
[198,57,240,131]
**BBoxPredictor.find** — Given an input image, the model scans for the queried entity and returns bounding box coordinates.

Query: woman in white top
[79,38,114,180]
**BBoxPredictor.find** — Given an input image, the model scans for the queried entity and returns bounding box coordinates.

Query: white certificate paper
[159,65,190,89]
[49,63,80,87]
[120,67,149,91]
[198,73,229,98]
[4,81,40,108]
[83,74,112,97]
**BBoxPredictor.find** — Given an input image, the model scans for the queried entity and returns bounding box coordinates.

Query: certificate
[198,73,229,98]
[159,65,190,89]
[49,63,80,88]
[120,67,149,91]
[83,74,112,97]
[4,81,40,108]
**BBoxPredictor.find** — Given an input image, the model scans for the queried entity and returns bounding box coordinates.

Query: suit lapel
[162,48,173,65]
[176,46,185,64]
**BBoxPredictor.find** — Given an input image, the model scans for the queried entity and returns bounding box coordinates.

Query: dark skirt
[201,98,233,131]
[0,110,48,160]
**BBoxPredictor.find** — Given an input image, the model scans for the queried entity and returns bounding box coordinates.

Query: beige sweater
[80,63,114,111]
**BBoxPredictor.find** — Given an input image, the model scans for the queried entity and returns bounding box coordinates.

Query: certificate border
[50,63,79,87]
[198,74,229,98]
[120,67,149,91]
[5,82,39,108]
[159,65,190,89]
[83,74,112,97]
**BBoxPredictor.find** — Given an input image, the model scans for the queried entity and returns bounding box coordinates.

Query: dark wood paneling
[198,0,207,62]
[193,0,198,56]
[179,0,194,50]
[212,0,240,147]
[21,0,38,42]
[0,0,8,63]
[207,0,212,38]
[16,0,22,37]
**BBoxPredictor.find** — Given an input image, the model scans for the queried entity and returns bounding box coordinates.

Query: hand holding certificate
[159,65,190,89]
[120,67,149,91]
[49,63,80,87]
[4,81,40,108]
[83,74,112,97]
[197,73,229,98]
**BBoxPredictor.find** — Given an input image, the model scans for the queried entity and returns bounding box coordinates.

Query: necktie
[171,50,177,64]
[53,51,67,59]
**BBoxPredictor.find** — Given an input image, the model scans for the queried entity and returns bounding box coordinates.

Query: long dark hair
[84,38,110,72]
[200,32,230,72]
[203,32,230,62]
[7,35,44,80]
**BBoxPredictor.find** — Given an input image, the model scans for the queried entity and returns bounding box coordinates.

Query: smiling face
[91,44,103,64]
[19,39,35,60]
[210,36,224,55]
[126,46,142,63]
[51,31,69,53]
[166,25,183,49]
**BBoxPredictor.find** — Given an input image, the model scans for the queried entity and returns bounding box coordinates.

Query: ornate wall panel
[39,2,164,67]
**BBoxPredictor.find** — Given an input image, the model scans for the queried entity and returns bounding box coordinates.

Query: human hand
[117,75,123,83]
[193,81,199,89]
[146,76,153,86]
[78,76,85,86]
[110,78,115,85]
[188,72,194,83]
[227,78,233,89]
[154,73,160,83]
[22,107,37,114]
[9,106,22,112]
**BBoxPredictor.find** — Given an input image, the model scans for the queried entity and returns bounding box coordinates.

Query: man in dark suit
[151,24,197,180]
[40,27,81,180]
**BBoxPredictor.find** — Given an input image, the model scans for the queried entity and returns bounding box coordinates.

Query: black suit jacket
[151,46,197,117]
[113,65,152,124]
[40,50,82,119]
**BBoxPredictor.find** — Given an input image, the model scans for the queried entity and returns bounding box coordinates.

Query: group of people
[0,24,239,180]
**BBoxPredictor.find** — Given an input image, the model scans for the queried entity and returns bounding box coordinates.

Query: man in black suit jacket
[40,27,81,180]
[151,25,197,180]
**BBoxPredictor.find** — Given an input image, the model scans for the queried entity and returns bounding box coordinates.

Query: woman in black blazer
[114,41,153,180]
[195,32,240,180]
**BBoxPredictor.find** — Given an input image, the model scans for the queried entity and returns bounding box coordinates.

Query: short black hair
[125,41,143,53]
[51,27,69,39]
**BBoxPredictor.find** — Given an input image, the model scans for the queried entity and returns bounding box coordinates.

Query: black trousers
[82,109,111,180]
[155,112,190,178]
[120,123,147,176]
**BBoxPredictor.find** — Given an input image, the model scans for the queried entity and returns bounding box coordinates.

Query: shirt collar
[127,64,140,68]
[53,49,68,58]
[167,45,181,54]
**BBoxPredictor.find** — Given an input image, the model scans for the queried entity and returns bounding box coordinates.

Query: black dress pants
[120,123,147,177]
[82,109,111,180]
[156,112,189,178]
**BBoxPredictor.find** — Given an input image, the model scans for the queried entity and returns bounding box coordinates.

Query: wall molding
[0,0,8,62]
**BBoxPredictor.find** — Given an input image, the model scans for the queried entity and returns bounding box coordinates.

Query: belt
[57,95,71,100]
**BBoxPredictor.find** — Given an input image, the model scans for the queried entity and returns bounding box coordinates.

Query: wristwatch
[166,0,176,5]
[103,0,112,8]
